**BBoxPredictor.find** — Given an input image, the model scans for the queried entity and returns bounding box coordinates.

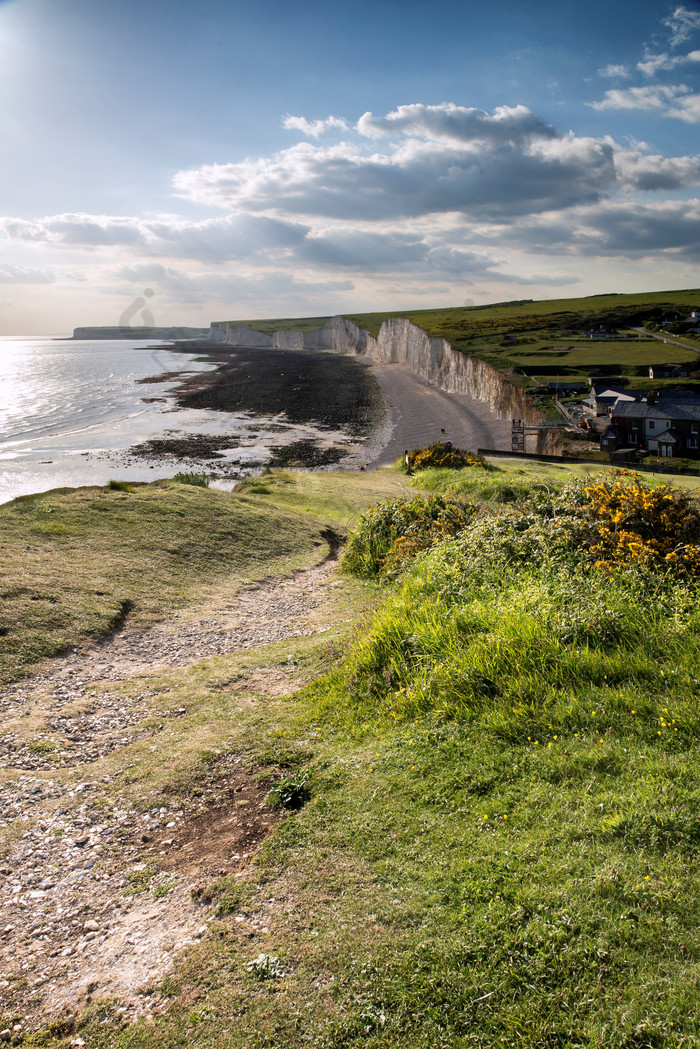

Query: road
[365,362,512,467]
[632,327,700,356]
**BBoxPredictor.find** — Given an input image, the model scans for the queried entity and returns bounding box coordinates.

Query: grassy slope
[0,471,414,686]
[9,465,700,1048]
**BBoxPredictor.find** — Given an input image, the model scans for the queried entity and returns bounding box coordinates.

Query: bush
[106,479,134,492]
[576,473,700,574]
[407,443,486,472]
[342,475,700,728]
[341,494,477,579]
[267,768,312,810]
[172,471,209,488]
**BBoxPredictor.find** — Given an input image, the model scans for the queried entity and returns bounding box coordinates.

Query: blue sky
[1,0,700,333]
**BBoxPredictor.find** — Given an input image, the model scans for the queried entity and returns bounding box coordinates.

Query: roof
[612,400,700,422]
[655,429,679,444]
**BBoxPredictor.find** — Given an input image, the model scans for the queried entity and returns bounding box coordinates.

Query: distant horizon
[4,282,700,339]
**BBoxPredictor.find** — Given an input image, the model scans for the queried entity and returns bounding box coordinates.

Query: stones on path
[0,556,336,1029]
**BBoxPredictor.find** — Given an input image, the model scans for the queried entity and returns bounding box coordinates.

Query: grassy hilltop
[221,288,700,397]
[4,458,700,1047]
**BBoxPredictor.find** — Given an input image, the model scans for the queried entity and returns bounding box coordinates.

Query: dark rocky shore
[127,342,386,471]
[167,341,383,434]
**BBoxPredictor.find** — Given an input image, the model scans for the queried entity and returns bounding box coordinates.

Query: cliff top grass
[8,464,700,1047]
[214,287,700,391]
[0,470,411,685]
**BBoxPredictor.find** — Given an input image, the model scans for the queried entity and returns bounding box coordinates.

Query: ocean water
[0,336,229,504]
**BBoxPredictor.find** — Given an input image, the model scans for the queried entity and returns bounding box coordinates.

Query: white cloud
[598,64,630,78]
[614,146,700,190]
[355,102,556,144]
[591,84,689,111]
[590,83,700,121]
[502,198,700,263]
[0,213,150,247]
[2,99,700,311]
[0,263,54,284]
[283,115,348,137]
[637,48,700,75]
[173,112,617,222]
[663,5,700,47]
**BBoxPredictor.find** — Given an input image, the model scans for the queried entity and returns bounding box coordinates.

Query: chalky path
[0,555,337,1033]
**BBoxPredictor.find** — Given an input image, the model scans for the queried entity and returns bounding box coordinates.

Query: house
[587,385,644,416]
[547,381,588,396]
[649,364,690,379]
[585,325,635,339]
[603,396,700,458]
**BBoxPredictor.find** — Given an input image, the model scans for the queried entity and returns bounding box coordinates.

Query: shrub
[407,443,486,472]
[576,473,700,574]
[247,953,285,980]
[106,479,134,492]
[341,495,477,579]
[172,471,210,488]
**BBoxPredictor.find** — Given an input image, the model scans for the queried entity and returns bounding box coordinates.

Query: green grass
[0,470,414,685]
[11,463,700,1047]
[213,288,700,392]
[0,480,324,683]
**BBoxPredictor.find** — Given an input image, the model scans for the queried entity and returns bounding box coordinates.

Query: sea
[0,335,235,505]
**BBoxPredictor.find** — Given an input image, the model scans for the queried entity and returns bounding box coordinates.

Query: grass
[0,469,414,685]
[218,288,700,391]
[9,463,700,1047]
[0,480,325,684]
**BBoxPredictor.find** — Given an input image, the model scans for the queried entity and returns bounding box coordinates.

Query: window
[648,421,655,430]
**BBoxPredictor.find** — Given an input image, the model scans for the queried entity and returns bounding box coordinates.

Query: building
[603,396,700,458]
[648,364,690,379]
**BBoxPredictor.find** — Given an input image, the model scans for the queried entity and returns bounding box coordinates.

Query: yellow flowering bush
[407,443,486,472]
[579,473,700,574]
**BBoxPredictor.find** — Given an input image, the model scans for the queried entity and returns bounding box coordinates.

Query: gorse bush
[335,473,700,738]
[407,442,486,472]
[340,494,477,579]
[578,473,700,574]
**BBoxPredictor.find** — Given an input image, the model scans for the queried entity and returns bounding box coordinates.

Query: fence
[478,448,700,478]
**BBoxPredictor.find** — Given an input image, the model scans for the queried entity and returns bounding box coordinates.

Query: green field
[5,461,700,1047]
[216,288,700,391]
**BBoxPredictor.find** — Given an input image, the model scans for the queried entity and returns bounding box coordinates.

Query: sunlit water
[0,336,231,503]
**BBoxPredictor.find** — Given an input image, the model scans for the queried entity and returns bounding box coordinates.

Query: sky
[1,0,700,333]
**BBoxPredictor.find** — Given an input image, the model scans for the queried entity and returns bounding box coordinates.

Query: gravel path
[0,556,337,1033]
[365,363,511,467]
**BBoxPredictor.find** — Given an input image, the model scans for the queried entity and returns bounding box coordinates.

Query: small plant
[267,768,311,810]
[106,479,134,492]
[172,472,209,488]
[27,738,60,754]
[247,953,285,980]
[152,879,177,899]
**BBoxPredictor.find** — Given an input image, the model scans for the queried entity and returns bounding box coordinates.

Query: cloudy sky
[1,0,700,333]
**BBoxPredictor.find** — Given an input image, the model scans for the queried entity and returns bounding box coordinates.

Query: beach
[0,334,511,504]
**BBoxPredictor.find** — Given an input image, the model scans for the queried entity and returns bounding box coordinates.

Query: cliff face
[208,323,273,347]
[209,314,549,437]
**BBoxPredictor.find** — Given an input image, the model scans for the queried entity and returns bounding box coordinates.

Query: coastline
[124,340,388,473]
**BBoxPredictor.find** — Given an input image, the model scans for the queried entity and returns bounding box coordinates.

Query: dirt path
[0,555,339,1034]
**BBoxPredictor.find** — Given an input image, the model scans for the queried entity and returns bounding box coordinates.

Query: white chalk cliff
[208,315,550,436]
